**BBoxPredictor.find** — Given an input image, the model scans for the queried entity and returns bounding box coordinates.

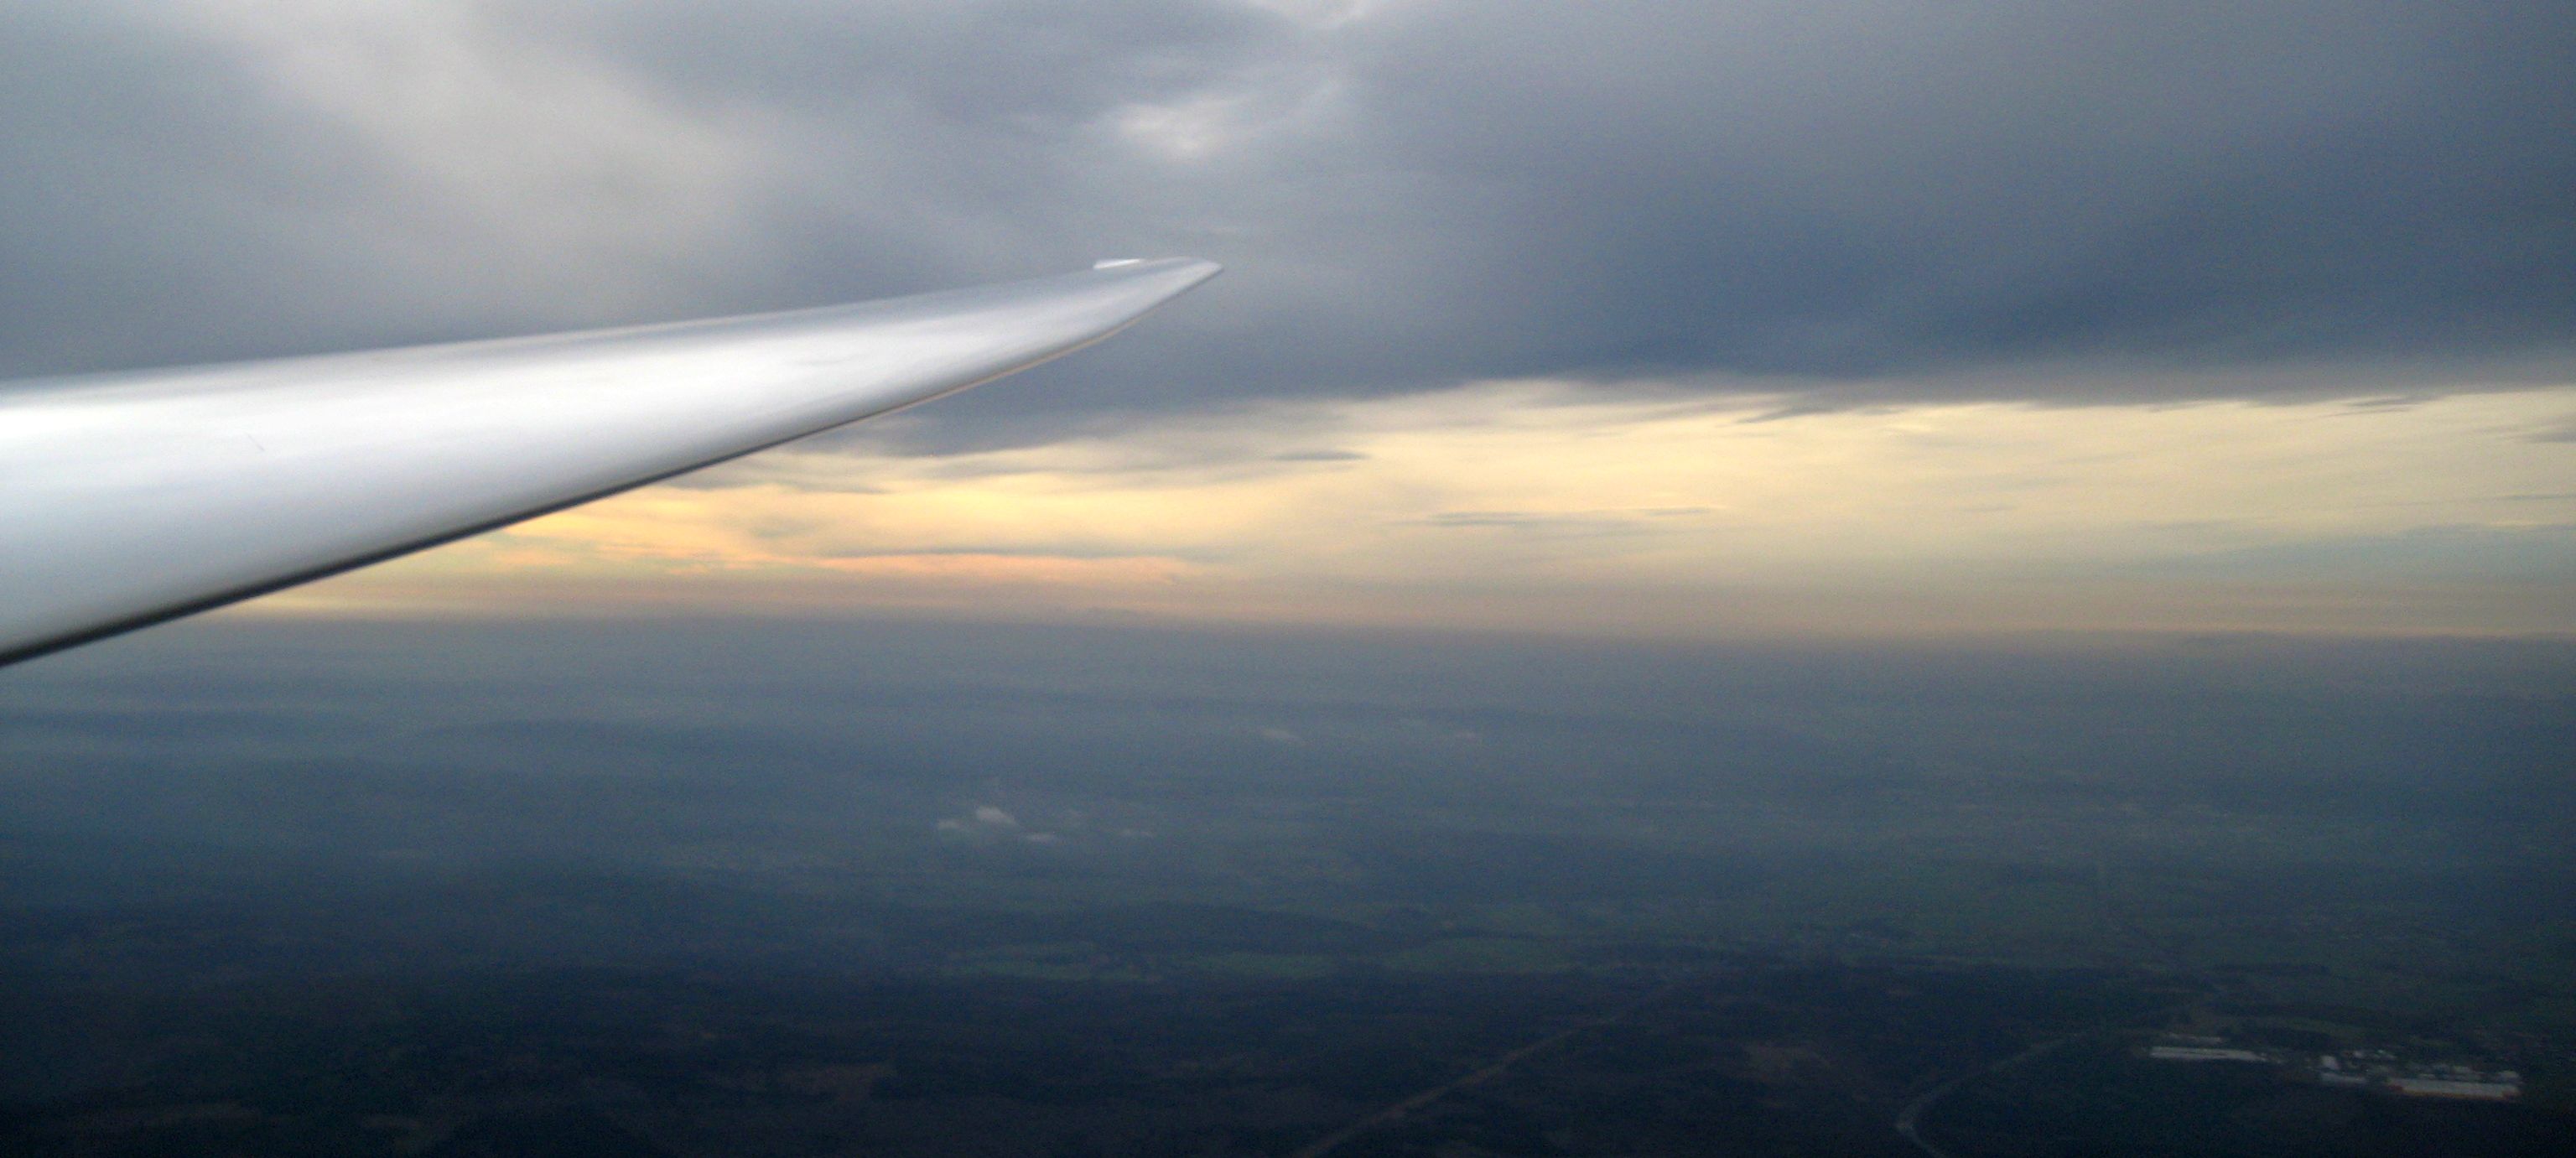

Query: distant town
[2147,1035,2523,1101]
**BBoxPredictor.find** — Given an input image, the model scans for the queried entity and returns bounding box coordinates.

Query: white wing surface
[0,258,1219,667]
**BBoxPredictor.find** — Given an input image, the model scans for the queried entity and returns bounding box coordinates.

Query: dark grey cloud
[1350,4,2575,371]
[2,2,2568,428]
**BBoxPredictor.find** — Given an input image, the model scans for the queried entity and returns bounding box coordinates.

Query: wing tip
[1094,256,1223,280]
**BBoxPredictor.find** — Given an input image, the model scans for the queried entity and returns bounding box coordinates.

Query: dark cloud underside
[3,2,2568,423]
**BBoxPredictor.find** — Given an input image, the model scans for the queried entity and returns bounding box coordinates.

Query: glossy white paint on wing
[0,258,1219,665]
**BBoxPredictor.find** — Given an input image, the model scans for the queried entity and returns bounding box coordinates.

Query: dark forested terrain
[4,620,2569,1155]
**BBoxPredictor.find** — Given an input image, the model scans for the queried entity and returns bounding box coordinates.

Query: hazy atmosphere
[4,3,2572,1155]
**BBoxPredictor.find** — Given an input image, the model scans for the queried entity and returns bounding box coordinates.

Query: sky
[4,0,2572,641]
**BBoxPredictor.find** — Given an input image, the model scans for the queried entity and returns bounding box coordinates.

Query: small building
[2387,1072,2521,1101]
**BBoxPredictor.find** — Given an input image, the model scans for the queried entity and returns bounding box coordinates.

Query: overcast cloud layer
[4,1,2570,427]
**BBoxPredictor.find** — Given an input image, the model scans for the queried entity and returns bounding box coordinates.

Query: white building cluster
[2142,1037,2522,1102]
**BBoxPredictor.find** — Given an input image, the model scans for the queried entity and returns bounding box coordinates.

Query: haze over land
[3,621,2572,1153]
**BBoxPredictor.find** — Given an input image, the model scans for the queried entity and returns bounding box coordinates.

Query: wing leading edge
[0,258,1220,667]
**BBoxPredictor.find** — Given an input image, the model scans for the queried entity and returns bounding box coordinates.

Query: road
[1893,1035,2078,1158]
[1285,982,1687,1158]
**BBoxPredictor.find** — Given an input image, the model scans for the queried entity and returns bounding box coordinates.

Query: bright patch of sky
[262,384,2576,639]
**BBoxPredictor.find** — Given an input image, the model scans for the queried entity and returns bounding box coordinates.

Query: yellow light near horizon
[256,382,2576,639]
